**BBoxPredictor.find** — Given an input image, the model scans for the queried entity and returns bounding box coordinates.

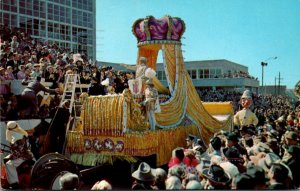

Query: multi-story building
[0,0,96,60]
[98,59,260,93]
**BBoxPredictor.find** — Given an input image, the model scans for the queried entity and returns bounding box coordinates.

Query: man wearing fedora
[202,164,232,189]
[4,121,35,189]
[234,90,258,129]
[131,162,156,190]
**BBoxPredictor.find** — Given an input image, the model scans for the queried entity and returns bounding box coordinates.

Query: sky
[96,0,300,89]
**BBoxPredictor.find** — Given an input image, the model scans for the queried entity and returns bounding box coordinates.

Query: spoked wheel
[31,153,81,190]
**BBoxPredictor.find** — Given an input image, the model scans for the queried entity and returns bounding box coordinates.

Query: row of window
[72,9,94,28]
[48,3,71,23]
[1,12,94,44]
[156,69,223,81]
[1,1,94,27]
[1,13,18,28]
[188,69,222,79]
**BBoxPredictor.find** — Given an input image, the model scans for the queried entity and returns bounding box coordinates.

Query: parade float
[66,15,234,167]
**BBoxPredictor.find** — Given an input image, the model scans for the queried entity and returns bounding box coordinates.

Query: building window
[204,69,209,78]
[198,69,204,79]
[188,70,197,79]
[210,69,216,78]
[216,69,221,78]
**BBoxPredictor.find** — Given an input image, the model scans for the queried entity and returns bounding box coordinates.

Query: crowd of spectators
[1,25,300,190]
[222,70,257,80]
[0,24,135,120]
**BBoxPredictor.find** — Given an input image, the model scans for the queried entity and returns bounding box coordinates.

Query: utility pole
[277,72,283,95]
[275,77,277,95]
[261,56,277,94]
[261,62,268,87]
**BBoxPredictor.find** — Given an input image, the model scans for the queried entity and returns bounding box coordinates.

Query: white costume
[129,57,148,95]
[144,79,159,131]
[4,121,34,185]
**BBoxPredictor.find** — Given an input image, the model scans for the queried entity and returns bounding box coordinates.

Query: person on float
[4,121,35,189]
[234,90,258,130]
[143,78,158,131]
[129,57,148,95]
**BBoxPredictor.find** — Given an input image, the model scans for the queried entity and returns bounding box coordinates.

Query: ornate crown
[132,15,185,45]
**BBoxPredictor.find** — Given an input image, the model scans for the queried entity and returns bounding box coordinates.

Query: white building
[156,59,259,92]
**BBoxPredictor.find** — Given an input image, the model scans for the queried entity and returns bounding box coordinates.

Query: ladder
[59,74,82,117]
[57,73,83,155]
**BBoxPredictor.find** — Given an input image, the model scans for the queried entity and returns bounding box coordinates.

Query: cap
[285,131,297,141]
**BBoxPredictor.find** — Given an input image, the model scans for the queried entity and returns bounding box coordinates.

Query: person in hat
[152,168,167,190]
[80,70,91,84]
[45,65,59,89]
[131,162,156,190]
[91,180,112,190]
[58,172,80,190]
[91,64,101,82]
[49,100,71,154]
[231,173,254,189]
[143,78,158,131]
[31,63,42,78]
[209,136,222,157]
[202,164,232,189]
[21,76,60,117]
[186,134,196,149]
[165,176,182,190]
[185,180,203,190]
[107,86,116,95]
[211,155,239,181]
[226,132,249,160]
[5,66,15,80]
[267,163,289,189]
[4,121,35,189]
[0,66,10,97]
[17,65,26,80]
[88,77,105,96]
[246,165,269,189]
[257,152,281,173]
[234,90,258,128]
[281,130,298,162]
[223,146,246,173]
[285,145,300,188]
